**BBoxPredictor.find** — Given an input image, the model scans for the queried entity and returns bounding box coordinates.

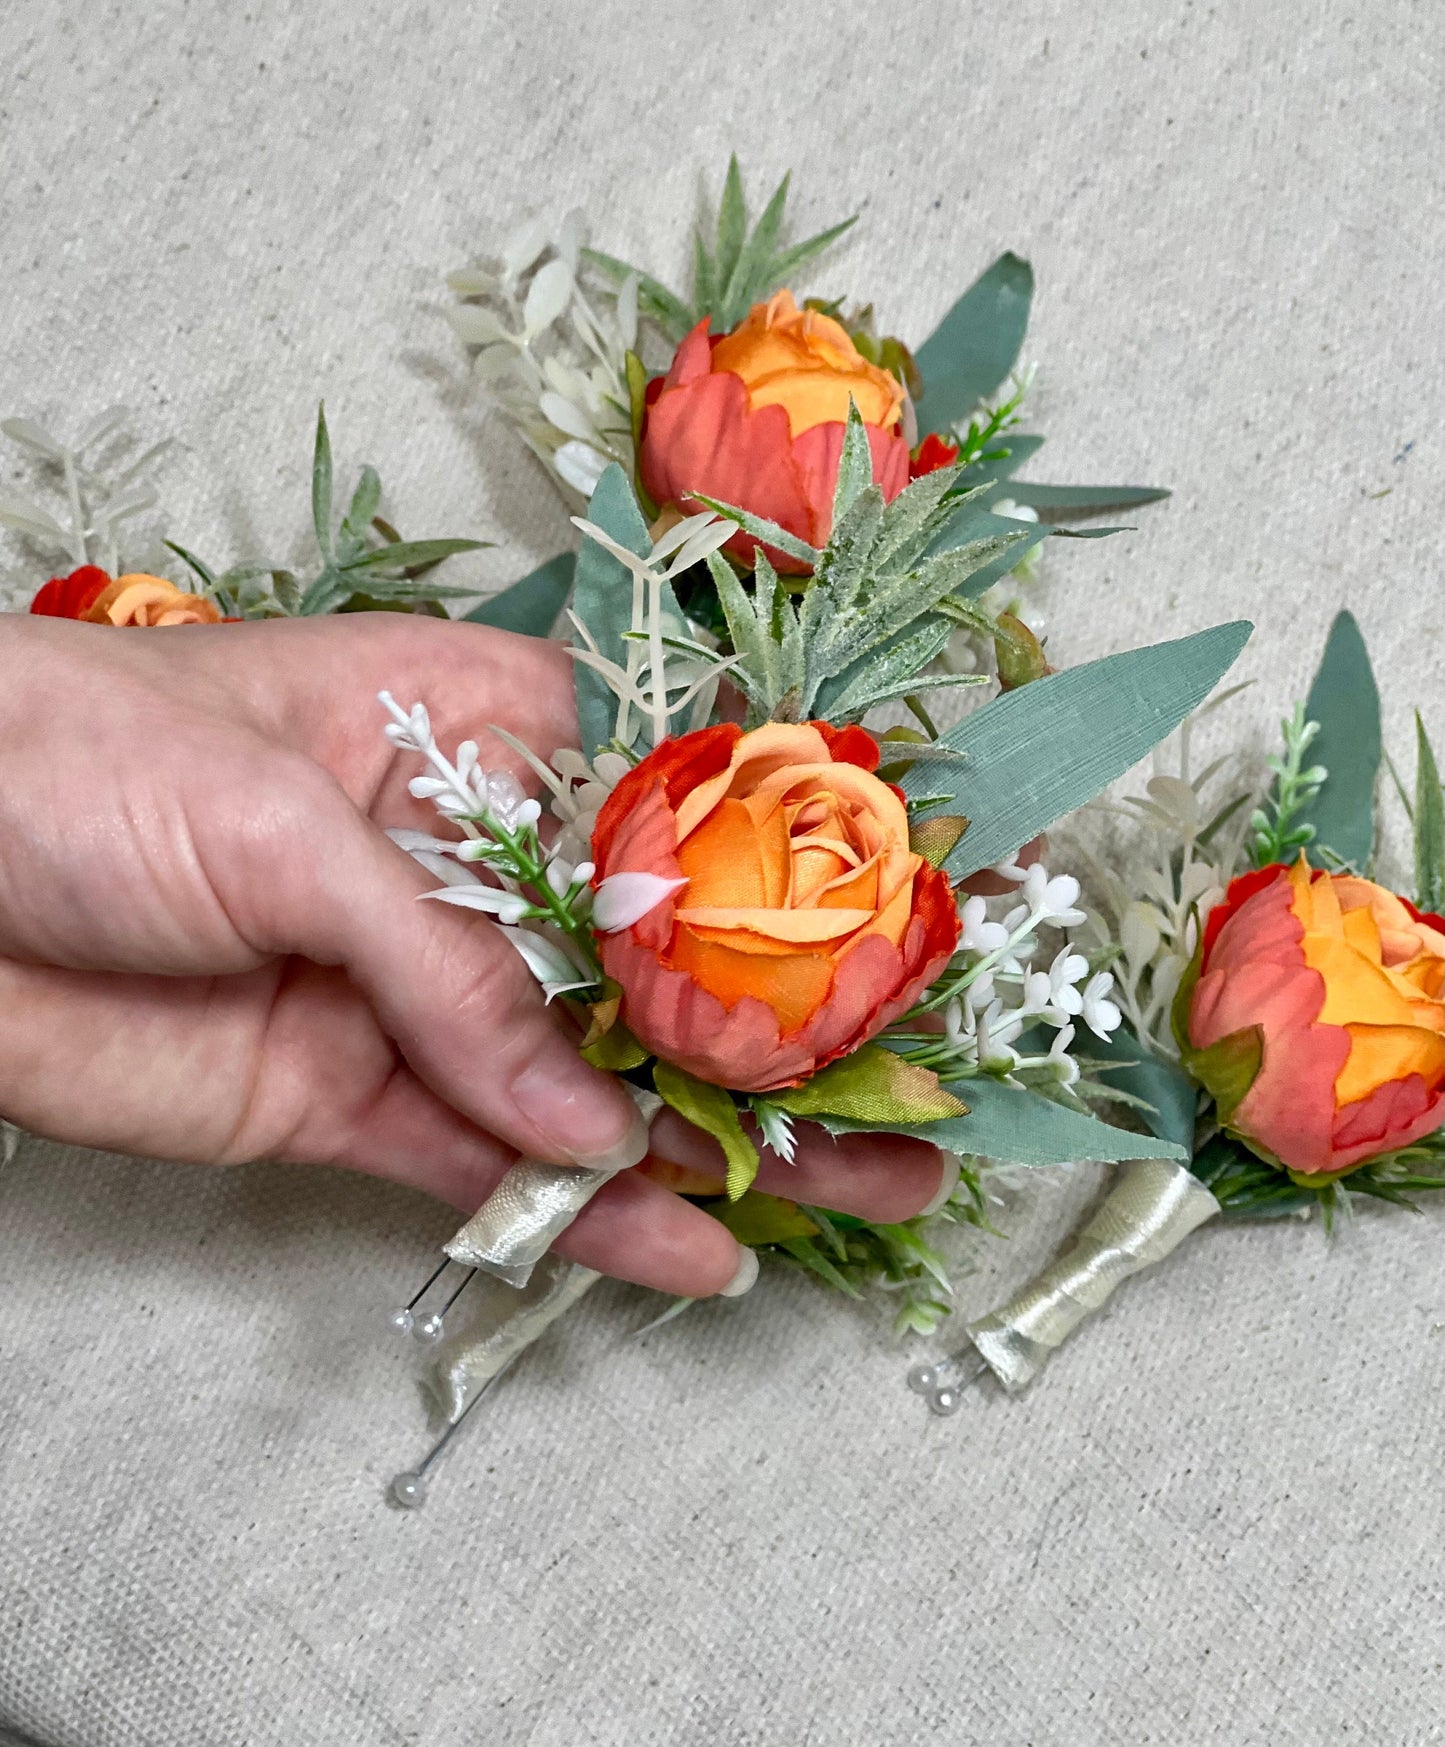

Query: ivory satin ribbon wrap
[445,1088,662,1289]
[965,1157,1221,1393]
[427,1252,601,1423]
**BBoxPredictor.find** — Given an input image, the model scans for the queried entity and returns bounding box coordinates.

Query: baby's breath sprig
[1249,703,1327,867]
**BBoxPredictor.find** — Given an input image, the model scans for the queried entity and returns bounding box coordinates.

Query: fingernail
[718,1245,759,1298]
[511,1054,650,1168]
[918,1150,962,1219]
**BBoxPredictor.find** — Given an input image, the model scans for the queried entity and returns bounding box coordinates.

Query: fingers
[551,1168,755,1299]
[209,764,645,1173]
[645,1106,954,1224]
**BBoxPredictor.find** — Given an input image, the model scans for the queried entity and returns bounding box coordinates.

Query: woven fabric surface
[3,1,1445,1742]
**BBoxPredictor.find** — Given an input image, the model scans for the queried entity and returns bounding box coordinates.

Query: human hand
[0,613,952,1294]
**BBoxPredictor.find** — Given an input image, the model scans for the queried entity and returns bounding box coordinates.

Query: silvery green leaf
[718,170,791,323]
[473,343,521,383]
[76,406,130,454]
[766,216,858,288]
[345,537,485,573]
[446,304,512,347]
[538,390,598,443]
[869,465,967,576]
[1292,609,1380,870]
[803,483,883,635]
[96,484,156,525]
[995,480,1171,519]
[830,400,874,528]
[691,493,818,567]
[824,667,985,722]
[0,489,67,541]
[113,440,174,489]
[446,265,496,296]
[616,273,640,350]
[0,418,64,459]
[553,440,609,497]
[501,214,551,282]
[523,258,574,337]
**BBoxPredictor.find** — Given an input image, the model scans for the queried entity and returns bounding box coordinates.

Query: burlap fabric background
[3,2,1444,1741]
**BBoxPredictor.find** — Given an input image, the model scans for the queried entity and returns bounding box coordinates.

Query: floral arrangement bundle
[3,160,1439,1511]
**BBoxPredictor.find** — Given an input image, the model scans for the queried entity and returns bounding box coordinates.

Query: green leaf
[705,1191,819,1246]
[927,506,1052,596]
[1293,610,1381,869]
[691,492,819,568]
[902,621,1253,878]
[919,1075,1189,1166]
[991,481,1171,520]
[913,253,1034,437]
[1183,1024,1263,1128]
[1414,711,1445,914]
[571,465,664,756]
[713,155,748,296]
[163,539,219,590]
[344,537,485,574]
[1084,1023,1199,1154]
[653,1060,760,1200]
[340,465,382,547]
[718,171,790,324]
[466,551,574,637]
[311,404,333,561]
[831,400,874,528]
[579,1022,649,1072]
[776,1236,862,1297]
[769,1044,967,1129]
[959,433,1044,487]
[766,217,857,290]
[581,248,696,343]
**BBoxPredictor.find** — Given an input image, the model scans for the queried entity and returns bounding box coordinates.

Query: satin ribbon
[427,1252,601,1423]
[445,1088,662,1289]
[965,1157,1220,1393]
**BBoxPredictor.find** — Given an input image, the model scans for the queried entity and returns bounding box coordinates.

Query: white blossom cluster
[446,212,638,503]
[905,859,1122,1092]
[379,693,679,1000]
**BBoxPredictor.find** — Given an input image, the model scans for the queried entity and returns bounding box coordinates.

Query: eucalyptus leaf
[1293,610,1381,870]
[466,551,574,636]
[903,621,1253,877]
[993,480,1171,521]
[1083,1024,1199,1155]
[913,253,1034,436]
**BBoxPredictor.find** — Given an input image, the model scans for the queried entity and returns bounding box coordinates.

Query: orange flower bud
[1181,859,1444,1174]
[590,720,960,1091]
[640,292,910,572]
[82,574,222,627]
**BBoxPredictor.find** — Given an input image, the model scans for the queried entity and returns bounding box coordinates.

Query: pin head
[389,1470,428,1509]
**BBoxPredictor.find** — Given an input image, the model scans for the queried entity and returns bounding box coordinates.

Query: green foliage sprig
[170,406,487,619]
[1249,703,1327,866]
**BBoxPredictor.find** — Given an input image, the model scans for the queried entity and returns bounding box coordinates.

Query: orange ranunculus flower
[82,574,223,627]
[590,720,961,1091]
[1181,859,1445,1175]
[639,291,910,573]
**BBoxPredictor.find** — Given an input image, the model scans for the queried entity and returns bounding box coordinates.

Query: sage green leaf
[653,1060,760,1200]
[718,171,790,325]
[903,621,1253,877]
[933,1075,1188,1165]
[1085,1023,1199,1154]
[466,551,574,637]
[913,253,1033,436]
[1293,610,1381,870]
[927,506,1052,596]
[769,1044,967,1127]
[766,217,857,289]
[345,537,485,574]
[993,481,1170,520]
[311,404,333,560]
[692,229,718,324]
[1415,711,1445,914]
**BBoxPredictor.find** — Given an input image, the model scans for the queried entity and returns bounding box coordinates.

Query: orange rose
[1181,859,1444,1174]
[640,291,910,572]
[590,720,960,1091]
[82,574,222,627]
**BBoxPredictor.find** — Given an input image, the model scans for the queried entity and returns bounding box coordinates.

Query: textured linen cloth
[3,2,1445,1742]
